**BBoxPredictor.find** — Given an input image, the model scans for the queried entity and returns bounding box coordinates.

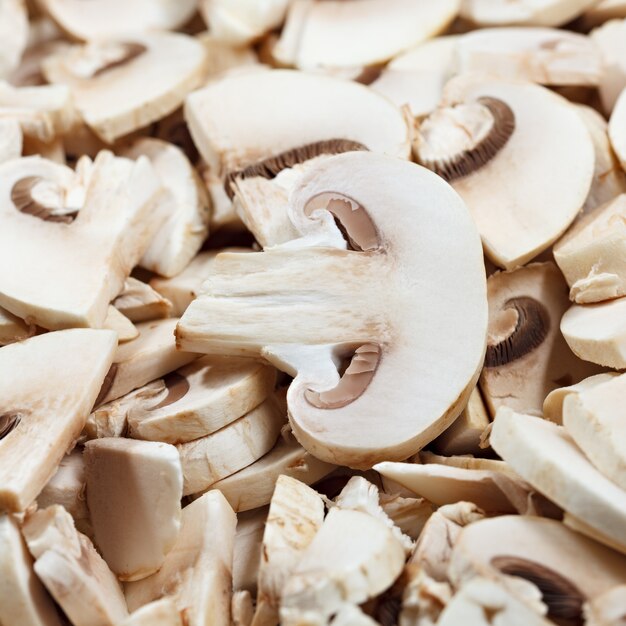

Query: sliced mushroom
[0,513,63,626]
[0,118,23,164]
[415,76,594,269]
[419,450,520,478]
[0,304,34,345]
[43,33,207,143]
[580,0,626,28]
[196,32,259,79]
[480,262,601,416]
[564,512,626,556]
[491,408,626,551]
[591,18,626,113]
[399,565,453,626]
[234,507,267,595]
[232,591,254,626]
[120,138,211,278]
[104,305,138,343]
[378,491,432,541]
[0,0,28,79]
[0,329,116,512]
[113,278,172,323]
[22,505,129,626]
[125,490,236,625]
[121,598,182,626]
[584,584,626,626]
[177,152,487,469]
[610,89,626,171]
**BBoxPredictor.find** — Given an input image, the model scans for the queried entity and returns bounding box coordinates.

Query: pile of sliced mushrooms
[4,0,626,625]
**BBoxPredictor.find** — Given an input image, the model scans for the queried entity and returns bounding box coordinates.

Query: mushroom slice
[491,408,626,550]
[591,18,626,113]
[177,152,487,468]
[0,151,164,330]
[0,329,116,512]
[121,598,182,626]
[0,118,22,164]
[584,585,626,626]
[273,0,459,70]
[84,438,183,582]
[184,69,411,175]
[0,304,34,345]
[104,306,138,343]
[43,33,207,143]
[196,32,259,78]
[457,27,603,86]
[0,514,63,626]
[610,89,626,171]
[378,491,432,541]
[96,318,198,406]
[480,262,601,416]
[23,505,129,626]
[121,138,211,278]
[178,396,286,496]
[127,356,277,444]
[113,278,172,324]
[234,508,266,595]
[125,490,236,626]
[415,76,595,269]
[581,0,626,28]
[232,592,253,626]
[38,0,196,40]
[399,566,452,626]
[0,0,28,79]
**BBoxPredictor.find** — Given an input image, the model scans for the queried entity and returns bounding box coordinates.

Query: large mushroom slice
[121,138,211,278]
[113,278,172,324]
[0,304,34,345]
[610,89,626,170]
[273,0,459,70]
[491,408,626,550]
[0,329,116,512]
[177,152,487,468]
[0,151,164,330]
[415,76,595,269]
[43,33,207,143]
[480,262,601,417]
[125,490,236,626]
[591,18,626,113]
[84,438,183,582]
[121,599,182,626]
[0,0,28,79]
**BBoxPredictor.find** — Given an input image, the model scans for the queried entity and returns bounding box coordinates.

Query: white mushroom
[196,32,259,79]
[399,565,453,626]
[0,0,28,80]
[0,118,23,164]
[584,585,626,626]
[232,591,254,626]
[581,0,626,28]
[121,598,182,626]
[378,491,432,541]
[103,306,138,343]
[233,508,266,595]
[113,278,172,324]
[591,18,626,113]
[609,88,626,170]
[0,303,34,345]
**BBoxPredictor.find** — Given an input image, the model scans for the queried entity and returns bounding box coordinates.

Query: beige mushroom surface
[610,89,626,170]
[0,0,28,80]
[591,18,626,113]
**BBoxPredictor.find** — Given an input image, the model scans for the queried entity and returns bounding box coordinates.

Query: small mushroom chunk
[0,118,22,164]
[610,89,626,171]
[42,33,207,143]
[125,490,237,626]
[491,408,626,551]
[584,585,626,626]
[0,514,63,626]
[104,306,138,343]
[0,0,28,79]
[232,591,254,626]
[273,0,459,70]
[399,565,453,626]
[113,278,172,323]
[84,438,183,582]
[121,598,182,626]
[415,76,594,269]
[591,18,626,113]
[234,508,267,595]
[0,304,34,345]
[195,32,259,78]
[378,492,432,541]
[480,262,601,416]
[22,505,129,626]
[121,138,211,278]
[0,329,116,512]
[178,396,286,496]
[177,152,487,468]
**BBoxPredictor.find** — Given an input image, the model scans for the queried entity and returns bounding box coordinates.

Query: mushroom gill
[0,411,22,440]
[11,176,79,224]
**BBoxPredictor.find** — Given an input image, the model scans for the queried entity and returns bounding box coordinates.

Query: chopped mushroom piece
[399,565,453,626]
[177,152,487,468]
[591,18,626,113]
[610,89,626,170]
[584,585,626,626]
[0,118,22,164]
[232,591,254,626]
[378,491,432,541]
[0,303,34,345]
[103,306,138,343]
[563,513,626,556]
[0,329,116,511]
[113,278,172,323]
[196,32,259,79]
[233,507,266,595]
[43,33,207,143]
[125,490,237,626]
[84,438,183,582]
[23,505,129,626]
[0,0,28,79]
[121,598,182,626]
[581,0,626,28]
[415,76,594,269]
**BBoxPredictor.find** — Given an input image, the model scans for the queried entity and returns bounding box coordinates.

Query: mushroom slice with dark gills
[177,152,488,469]
[414,75,594,269]
[480,262,602,418]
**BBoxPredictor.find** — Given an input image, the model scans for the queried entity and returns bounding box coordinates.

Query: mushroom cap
[0,0,28,79]
[609,88,626,171]
[43,33,207,143]
[591,18,626,113]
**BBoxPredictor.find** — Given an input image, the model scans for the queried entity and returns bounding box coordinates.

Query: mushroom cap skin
[43,33,207,143]
[591,18,626,113]
[113,277,172,324]
[0,0,28,80]
[0,328,117,512]
[184,69,411,175]
[415,76,595,269]
[610,88,626,171]
[177,152,487,469]
[491,408,626,551]
[273,0,460,70]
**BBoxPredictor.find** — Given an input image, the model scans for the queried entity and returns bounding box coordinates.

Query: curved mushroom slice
[415,76,595,269]
[0,0,28,80]
[584,585,626,626]
[177,152,487,468]
[127,356,277,444]
[38,0,196,40]
[457,28,603,86]
[125,490,237,626]
[113,278,172,324]
[184,69,411,175]
[43,33,207,143]
[23,506,129,626]
[104,306,138,343]
[480,263,601,417]
[0,304,34,345]
[0,118,23,164]
[0,514,63,626]
[610,89,626,171]
[591,18,626,113]
[178,396,286,496]
[273,0,459,70]
[0,329,116,512]
[491,408,626,550]
[121,138,211,278]
[121,598,182,626]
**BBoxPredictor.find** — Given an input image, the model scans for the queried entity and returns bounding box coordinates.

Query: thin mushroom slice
[104,306,138,343]
[121,598,182,626]
[584,585,626,626]
[0,0,28,79]
[273,0,460,70]
[120,138,211,278]
[113,278,172,324]
[125,490,237,626]
[610,89,626,171]
[43,33,207,143]
[415,76,595,269]
[480,262,601,417]
[0,304,34,345]
[591,18,626,113]
[491,408,626,551]
[23,505,129,626]
[0,514,63,626]
[177,152,487,469]
[0,329,116,512]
